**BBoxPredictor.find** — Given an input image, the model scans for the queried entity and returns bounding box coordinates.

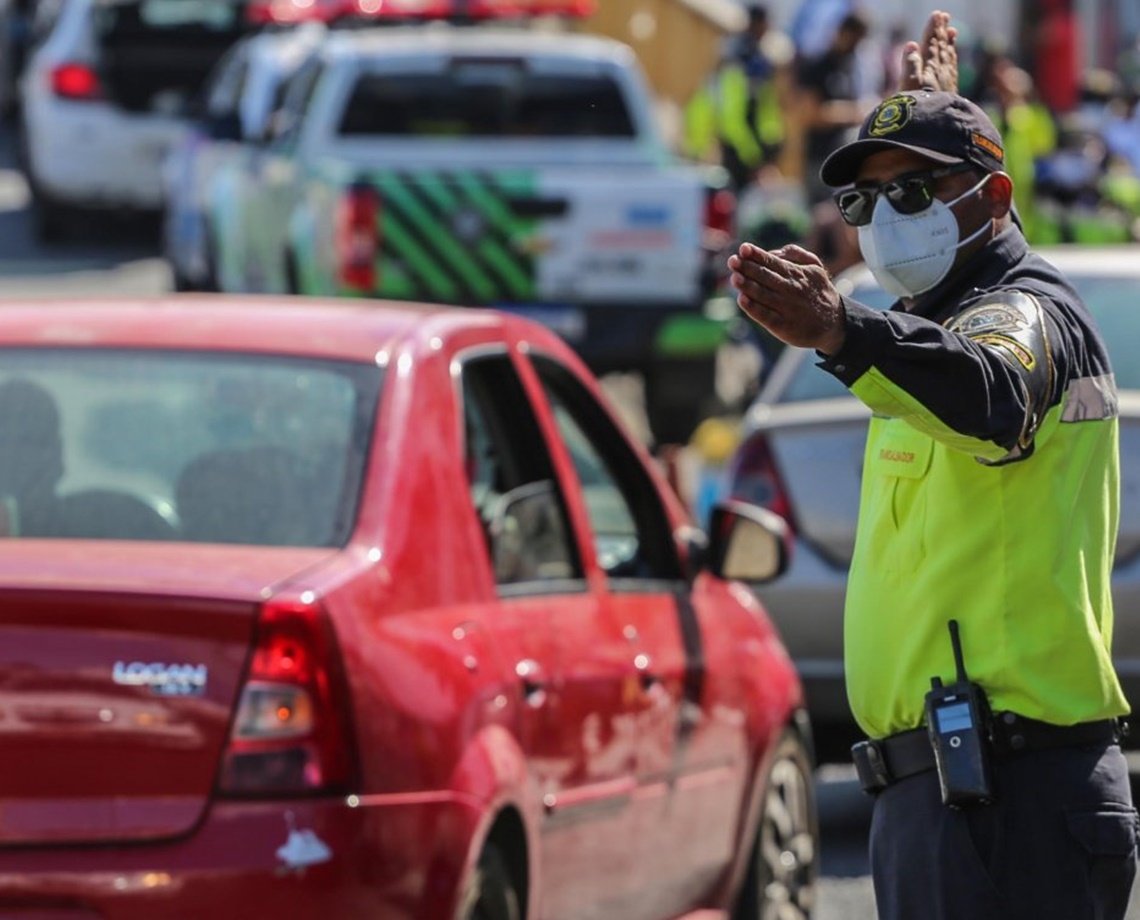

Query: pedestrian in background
[728,10,1138,919]
[682,3,794,189]
[794,9,875,205]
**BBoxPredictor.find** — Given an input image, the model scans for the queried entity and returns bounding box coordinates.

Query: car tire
[733,727,819,920]
[461,844,521,920]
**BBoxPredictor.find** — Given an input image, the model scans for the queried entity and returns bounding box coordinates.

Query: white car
[19,0,255,241]
[162,22,324,291]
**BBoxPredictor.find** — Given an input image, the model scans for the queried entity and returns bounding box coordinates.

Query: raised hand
[728,243,847,355]
[900,10,959,93]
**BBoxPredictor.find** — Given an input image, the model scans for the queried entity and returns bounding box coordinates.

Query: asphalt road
[2,121,1138,920]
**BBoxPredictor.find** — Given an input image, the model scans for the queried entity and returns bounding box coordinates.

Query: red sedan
[0,297,816,920]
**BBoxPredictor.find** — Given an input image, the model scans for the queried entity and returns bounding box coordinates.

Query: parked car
[207,23,736,445]
[162,22,325,292]
[725,246,1140,764]
[19,0,257,241]
[0,296,816,919]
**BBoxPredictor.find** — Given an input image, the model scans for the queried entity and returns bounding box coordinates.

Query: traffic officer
[727,65,1139,920]
[682,4,792,188]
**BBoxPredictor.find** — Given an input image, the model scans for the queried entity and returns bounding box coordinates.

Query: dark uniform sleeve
[819,292,1062,463]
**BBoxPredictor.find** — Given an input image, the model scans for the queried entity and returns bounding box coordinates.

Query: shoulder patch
[973,333,1036,371]
[946,290,1040,336]
[947,290,1055,453]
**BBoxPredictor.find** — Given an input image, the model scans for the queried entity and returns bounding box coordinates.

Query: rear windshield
[94,0,254,113]
[0,351,381,546]
[338,65,636,139]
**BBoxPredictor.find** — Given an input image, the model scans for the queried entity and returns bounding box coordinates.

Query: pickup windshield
[338,66,636,139]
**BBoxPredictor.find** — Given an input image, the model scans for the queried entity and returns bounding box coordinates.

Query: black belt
[852,715,1123,794]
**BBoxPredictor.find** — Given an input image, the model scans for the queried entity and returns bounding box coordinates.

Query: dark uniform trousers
[870,742,1139,920]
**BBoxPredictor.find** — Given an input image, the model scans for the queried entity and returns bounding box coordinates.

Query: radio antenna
[948,619,968,683]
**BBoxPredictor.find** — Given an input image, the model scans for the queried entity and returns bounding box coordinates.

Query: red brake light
[336,184,381,293]
[727,432,795,530]
[51,63,102,101]
[704,187,736,251]
[218,599,356,797]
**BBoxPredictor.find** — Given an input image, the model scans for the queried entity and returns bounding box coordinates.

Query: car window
[337,67,635,139]
[203,41,249,117]
[1066,275,1140,390]
[267,56,323,148]
[461,355,582,592]
[92,0,253,114]
[0,350,380,546]
[533,356,683,583]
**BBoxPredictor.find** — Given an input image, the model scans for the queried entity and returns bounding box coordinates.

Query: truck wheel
[643,353,718,447]
[734,728,819,920]
[461,844,521,920]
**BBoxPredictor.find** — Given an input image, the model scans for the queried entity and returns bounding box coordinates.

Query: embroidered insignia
[868,94,916,137]
[975,333,1036,371]
[948,304,1029,334]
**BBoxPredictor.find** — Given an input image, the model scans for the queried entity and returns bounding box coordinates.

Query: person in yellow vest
[982,61,1059,243]
[729,10,1137,919]
[683,4,793,189]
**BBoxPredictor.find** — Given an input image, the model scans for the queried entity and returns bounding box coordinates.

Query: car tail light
[218,599,356,796]
[51,63,102,101]
[704,187,736,252]
[727,432,795,530]
[336,184,380,293]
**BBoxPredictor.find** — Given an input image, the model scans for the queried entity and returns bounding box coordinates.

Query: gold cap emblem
[868,94,916,137]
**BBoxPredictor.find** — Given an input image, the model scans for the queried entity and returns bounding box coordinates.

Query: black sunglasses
[833,163,977,227]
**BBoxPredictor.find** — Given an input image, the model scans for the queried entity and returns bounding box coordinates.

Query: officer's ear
[980,171,1014,219]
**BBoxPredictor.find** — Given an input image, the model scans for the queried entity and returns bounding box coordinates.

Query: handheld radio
[924,619,994,807]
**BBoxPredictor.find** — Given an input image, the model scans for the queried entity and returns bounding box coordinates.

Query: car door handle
[515,659,549,707]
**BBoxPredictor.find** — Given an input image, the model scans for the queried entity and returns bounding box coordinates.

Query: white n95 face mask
[856,174,992,299]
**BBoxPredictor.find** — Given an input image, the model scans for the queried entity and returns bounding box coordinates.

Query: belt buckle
[852,739,892,793]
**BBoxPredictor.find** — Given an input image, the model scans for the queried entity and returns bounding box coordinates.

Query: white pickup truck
[210,25,735,443]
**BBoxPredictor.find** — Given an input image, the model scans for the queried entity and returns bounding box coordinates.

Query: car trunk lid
[0,541,335,846]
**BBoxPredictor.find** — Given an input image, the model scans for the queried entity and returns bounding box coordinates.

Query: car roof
[321,24,633,66]
[0,297,550,363]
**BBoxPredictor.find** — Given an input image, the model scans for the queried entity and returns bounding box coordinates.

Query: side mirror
[705,499,790,584]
